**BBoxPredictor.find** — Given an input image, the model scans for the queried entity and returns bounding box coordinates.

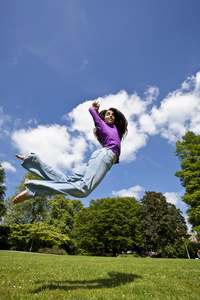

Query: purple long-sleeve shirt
[89,107,121,163]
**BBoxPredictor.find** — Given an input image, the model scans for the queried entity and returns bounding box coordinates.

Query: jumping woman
[13,101,128,204]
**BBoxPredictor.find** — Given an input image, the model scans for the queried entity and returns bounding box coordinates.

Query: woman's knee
[78,185,92,198]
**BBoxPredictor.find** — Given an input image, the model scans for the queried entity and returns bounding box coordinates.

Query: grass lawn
[0,251,199,299]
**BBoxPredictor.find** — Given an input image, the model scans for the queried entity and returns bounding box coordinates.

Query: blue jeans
[22,148,115,198]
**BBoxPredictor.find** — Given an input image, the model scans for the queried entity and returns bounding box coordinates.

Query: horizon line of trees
[0,171,197,258]
[1,130,200,258]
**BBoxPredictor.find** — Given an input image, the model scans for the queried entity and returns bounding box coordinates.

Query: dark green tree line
[1,168,190,257]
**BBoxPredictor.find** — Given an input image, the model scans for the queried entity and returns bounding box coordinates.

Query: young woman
[13,101,128,204]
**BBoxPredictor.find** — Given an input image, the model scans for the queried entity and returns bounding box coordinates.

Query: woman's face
[104,110,115,125]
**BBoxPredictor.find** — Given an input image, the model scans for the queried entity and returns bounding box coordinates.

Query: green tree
[140,191,187,258]
[45,195,75,234]
[44,196,84,254]
[176,238,199,259]
[71,199,84,212]
[73,197,142,256]
[0,161,6,220]
[174,131,200,235]
[3,172,83,252]
[8,222,69,252]
[3,172,50,225]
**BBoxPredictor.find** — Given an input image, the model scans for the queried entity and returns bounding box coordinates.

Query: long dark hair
[94,107,128,144]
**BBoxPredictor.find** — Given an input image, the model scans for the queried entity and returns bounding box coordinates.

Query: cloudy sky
[1,0,200,228]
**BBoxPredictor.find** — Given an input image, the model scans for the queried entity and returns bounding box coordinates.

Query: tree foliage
[3,172,50,225]
[2,171,84,253]
[45,195,76,234]
[174,131,200,234]
[0,161,6,220]
[73,197,142,256]
[71,199,84,212]
[8,222,69,252]
[44,196,84,254]
[160,237,198,259]
[2,164,194,257]
[140,191,188,258]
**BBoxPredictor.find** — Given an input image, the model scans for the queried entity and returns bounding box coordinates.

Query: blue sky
[1,0,200,229]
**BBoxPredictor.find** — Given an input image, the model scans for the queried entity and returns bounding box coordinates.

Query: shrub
[117,253,140,258]
[39,245,67,255]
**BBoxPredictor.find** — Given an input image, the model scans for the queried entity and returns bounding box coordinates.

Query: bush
[117,253,140,258]
[177,239,198,258]
[165,244,178,258]
[39,245,67,255]
[77,249,91,256]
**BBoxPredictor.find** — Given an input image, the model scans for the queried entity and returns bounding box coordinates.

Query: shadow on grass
[32,271,142,293]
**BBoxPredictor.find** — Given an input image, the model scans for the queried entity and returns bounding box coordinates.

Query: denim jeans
[22,148,115,198]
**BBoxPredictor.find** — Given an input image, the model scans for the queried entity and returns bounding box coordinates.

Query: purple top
[89,107,121,163]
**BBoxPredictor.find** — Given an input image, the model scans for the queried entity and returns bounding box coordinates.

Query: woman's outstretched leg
[16,153,67,181]
[13,148,114,202]
[13,190,29,205]
[23,148,114,199]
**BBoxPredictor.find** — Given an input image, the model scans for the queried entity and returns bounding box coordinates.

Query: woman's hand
[92,101,100,113]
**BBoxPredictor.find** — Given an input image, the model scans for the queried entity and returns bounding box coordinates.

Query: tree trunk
[30,239,34,252]
[161,244,165,258]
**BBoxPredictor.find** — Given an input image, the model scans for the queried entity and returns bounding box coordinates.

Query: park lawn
[0,251,199,300]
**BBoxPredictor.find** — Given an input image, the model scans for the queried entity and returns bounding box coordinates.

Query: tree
[174,131,200,235]
[140,191,187,258]
[73,197,142,256]
[71,199,84,212]
[176,238,199,259]
[3,171,85,253]
[3,172,50,225]
[8,222,69,252]
[44,196,84,254]
[45,195,76,234]
[0,161,6,220]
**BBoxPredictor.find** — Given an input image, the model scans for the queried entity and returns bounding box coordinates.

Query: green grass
[0,251,199,299]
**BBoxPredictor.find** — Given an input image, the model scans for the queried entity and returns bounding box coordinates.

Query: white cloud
[10,71,200,172]
[139,113,157,135]
[164,192,179,205]
[11,90,150,171]
[140,71,200,143]
[68,100,96,143]
[11,125,88,172]
[67,90,150,162]
[144,86,159,104]
[120,122,147,161]
[1,162,16,173]
[112,185,144,199]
